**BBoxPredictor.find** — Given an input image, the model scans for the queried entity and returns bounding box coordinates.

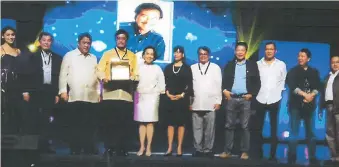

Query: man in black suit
[22,32,62,153]
[219,42,261,160]
[320,55,339,163]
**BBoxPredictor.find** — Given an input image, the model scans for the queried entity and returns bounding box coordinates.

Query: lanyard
[114,47,128,60]
[41,51,51,65]
[198,62,210,75]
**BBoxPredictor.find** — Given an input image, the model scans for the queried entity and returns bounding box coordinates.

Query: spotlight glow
[282,131,289,138]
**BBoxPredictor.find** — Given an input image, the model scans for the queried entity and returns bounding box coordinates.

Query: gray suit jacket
[321,72,339,114]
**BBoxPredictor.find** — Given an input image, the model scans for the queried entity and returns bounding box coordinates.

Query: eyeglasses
[199,53,209,56]
[116,37,127,40]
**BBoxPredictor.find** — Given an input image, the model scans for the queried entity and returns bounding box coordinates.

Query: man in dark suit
[219,42,261,160]
[320,55,339,164]
[22,32,62,153]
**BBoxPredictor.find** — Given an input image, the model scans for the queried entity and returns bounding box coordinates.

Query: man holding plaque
[97,29,138,157]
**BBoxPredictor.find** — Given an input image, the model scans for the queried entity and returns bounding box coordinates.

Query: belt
[325,100,333,105]
[231,93,247,98]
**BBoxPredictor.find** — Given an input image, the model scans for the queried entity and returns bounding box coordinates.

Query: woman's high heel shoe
[164,152,172,156]
[145,151,152,157]
[177,147,183,157]
[137,148,145,156]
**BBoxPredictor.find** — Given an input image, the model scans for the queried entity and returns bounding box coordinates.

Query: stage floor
[36,153,336,167]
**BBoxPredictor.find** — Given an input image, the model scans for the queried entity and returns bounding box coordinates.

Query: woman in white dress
[134,46,165,156]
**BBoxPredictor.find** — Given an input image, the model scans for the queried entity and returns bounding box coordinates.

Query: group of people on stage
[1,25,339,165]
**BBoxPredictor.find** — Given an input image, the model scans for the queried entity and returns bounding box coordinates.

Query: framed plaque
[110,58,130,80]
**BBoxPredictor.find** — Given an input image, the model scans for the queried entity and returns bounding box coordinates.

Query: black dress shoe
[104,149,115,157]
[117,150,129,156]
[288,156,296,164]
[84,148,98,155]
[71,151,81,155]
[176,154,182,157]
[309,157,318,165]
[164,152,172,156]
[192,151,203,157]
[205,152,214,158]
[40,148,56,154]
[268,157,278,162]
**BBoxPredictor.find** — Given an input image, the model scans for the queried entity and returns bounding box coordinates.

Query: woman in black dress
[1,26,21,133]
[163,46,193,156]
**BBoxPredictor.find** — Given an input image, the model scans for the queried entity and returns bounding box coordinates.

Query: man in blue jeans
[220,42,261,160]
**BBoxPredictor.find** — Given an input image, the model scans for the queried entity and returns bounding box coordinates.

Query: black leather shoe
[192,151,203,157]
[40,148,56,154]
[117,150,129,156]
[104,148,115,157]
[176,153,182,157]
[205,152,214,158]
[309,157,318,165]
[268,157,277,162]
[71,151,81,155]
[288,156,296,165]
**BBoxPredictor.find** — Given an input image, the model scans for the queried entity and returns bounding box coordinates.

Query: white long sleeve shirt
[59,48,100,103]
[137,63,165,94]
[191,62,222,111]
[325,70,339,101]
[256,58,287,104]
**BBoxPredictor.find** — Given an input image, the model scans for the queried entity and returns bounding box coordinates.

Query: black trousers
[31,85,57,152]
[255,100,281,158]
[67,101,97,153]
[100,100,133,151]
[1,90,21,133]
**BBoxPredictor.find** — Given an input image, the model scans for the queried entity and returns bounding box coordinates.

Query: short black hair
[134,3,163,20]
[265,41,276,50]
[78,32,92,43]
[115,29,129,40]
[235,41,248,51]
[38,32,54,41]
[1,26,16,36]
[142,46,158,61]
[300,48,312,58]
[197,46,210,55]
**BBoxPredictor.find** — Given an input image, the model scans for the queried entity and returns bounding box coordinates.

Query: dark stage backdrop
[1,1,338,159]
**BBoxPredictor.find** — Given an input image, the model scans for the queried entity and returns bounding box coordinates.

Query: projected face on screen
[43,1,237,68]
[135,7,161,33]
[117,1,173,64]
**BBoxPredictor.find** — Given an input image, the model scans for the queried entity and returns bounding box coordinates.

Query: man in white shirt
[190,46,222,157]
[59,33,100,155]
[320,55,339,163]
[255,42,286,160]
